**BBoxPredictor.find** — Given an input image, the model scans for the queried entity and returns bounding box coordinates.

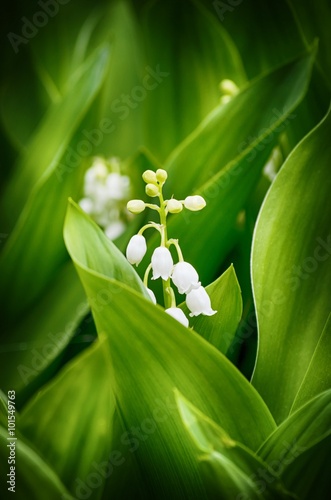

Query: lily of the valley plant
[126,169,216,326]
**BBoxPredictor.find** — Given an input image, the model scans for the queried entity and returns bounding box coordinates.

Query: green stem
[143,263,152,287]
[158,185,172,308]
[168,239,184,262]
[138,222,162,237]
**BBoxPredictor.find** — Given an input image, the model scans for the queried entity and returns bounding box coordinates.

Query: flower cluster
[125,168,216,327]
[79,156,131,240]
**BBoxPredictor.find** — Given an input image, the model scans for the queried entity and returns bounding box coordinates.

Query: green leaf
[0,44,110,231]
[20,336,115,498]
[281,433,331,499]
[251,108,331,423]
[257,390,331,466]
[180,265,243,355]
[0,45,110,318]
[290,312,331,413]
[175,392,294,499]
[64,200,276,499]
[142,0,246,160]
[0,262,87,406]
[0,425,72,500]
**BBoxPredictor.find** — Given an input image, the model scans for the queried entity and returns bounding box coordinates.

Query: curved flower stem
[138,222,162,238]
[168,239,184,262]
[145,203,160,212]
[143,263,152,287]
[166,286,177,308]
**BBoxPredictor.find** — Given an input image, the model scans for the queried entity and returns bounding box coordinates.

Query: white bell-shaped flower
[186,286,217,317]
[172,262,201,294]
[126,234,147,266]
[151,247,173,280]
[165,307,189,327]
[146,287,157,304]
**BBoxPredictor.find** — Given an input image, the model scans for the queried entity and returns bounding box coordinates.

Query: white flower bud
[156,169,168,183]
[127,200,146,214]
[126,234,147,266]
[145,183,159,197]
[142,170,157,184]
[146,287,157,304]
[186,286,217,317]
[184,195,206,211]
[172,262,201,294]
[167,199,183,214]
[151,246,173,280]
[165,307,189,327]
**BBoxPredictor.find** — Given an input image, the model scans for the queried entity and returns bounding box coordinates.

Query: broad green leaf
[142,0,246,160]
[257,390,331,466]
[0,262,87,407]
[0,45,110,318]
[176,392,294,499]
[180,265,243,355]
[140,49,315,285]
[0,425,72,500]
[290,312,331,413]
[281,433,331,499]
[251,108,331,423]
[20,336,115,499]
[64,200,276,499]
[0,44,110,231]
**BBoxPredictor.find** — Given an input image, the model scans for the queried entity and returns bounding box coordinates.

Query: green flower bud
[156,169,168,183]
[167,199,183,213]
[219,79,239,96]
[145,183,159,197]
[127,199,146,214]
[142,170,157,184]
